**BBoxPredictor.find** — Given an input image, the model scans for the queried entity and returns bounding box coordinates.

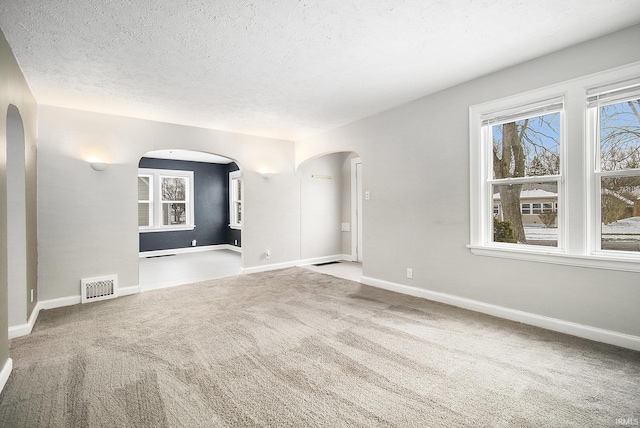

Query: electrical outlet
[365,191,371,200]
[265,250,271,259]
[341,223,350,232]
[406,268,413,279]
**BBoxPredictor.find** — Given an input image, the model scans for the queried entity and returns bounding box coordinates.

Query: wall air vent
[81,275,118,304]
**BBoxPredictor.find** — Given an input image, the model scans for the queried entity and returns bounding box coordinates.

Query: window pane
[492,112,560,179]
[138,203,150,226]
[138,176,150,200]
[492,182,558,247]
[601,176,640,252]
[600,97,640,172]
[161,177,186,201]
[163,202,186,225]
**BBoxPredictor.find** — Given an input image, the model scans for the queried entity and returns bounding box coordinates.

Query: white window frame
[138,174,153,227]
[229,170,242,230]
[138,168,195,233]
[587,77,640,256]
[469,62,640,272]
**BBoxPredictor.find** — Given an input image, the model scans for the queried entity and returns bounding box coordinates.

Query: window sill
[229,224,242,230]
[139,226,195,233]
[467,244,640,273]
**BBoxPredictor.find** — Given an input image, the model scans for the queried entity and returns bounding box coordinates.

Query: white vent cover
[81,275,118,304]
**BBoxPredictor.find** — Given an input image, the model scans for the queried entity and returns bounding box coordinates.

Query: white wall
[0,27,38,372]
[298,153,346,260]
[37,106,298,300]
[6,106,27,326]
[296,25,640,337]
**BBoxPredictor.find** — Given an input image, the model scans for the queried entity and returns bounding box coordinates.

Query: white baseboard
[297,254,344,267]
[242,254,354,275]
[39,295,81,310]
[0,358,12,395]
[361,276,640,352]
[140,244,241,258]
[119,285,141,296]
[241,260,300,275]
[341,254,354,262]
[8,303,41,339]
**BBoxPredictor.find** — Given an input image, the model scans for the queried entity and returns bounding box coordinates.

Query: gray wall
[298,153,346,260]
[296,24,640,337]
[0,28,38,366]
[37,105,297,300]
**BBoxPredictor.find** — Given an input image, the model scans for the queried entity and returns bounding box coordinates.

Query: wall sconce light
[90,162,108,171]
[261,171,272,179]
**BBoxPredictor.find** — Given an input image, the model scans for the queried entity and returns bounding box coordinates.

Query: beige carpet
[1,268,638,427]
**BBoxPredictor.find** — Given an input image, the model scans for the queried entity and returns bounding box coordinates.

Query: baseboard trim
[361,276,640,352]
[119,285,141,296]
[0,358,12,395]
[140,244,241,258]
[340,254,354,262]
[242,254,355,275]
[8,303,41,339]
[297,254,344,267]
[241,260,299,275]
[39,295,82,310]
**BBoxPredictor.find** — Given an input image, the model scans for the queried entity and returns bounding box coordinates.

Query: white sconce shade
[90,162,108,171]
[261,171,272,179]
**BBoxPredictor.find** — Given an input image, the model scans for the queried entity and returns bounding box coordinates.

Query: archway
[6,105,27,327]
[297,151,362,264]
[137,149,243,290]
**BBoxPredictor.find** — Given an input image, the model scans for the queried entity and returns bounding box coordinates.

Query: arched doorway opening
[297,151,362,281]
[6,105,28,327]
[137,149,243,290]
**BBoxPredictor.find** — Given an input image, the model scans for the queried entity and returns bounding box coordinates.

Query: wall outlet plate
[341,223,350,232]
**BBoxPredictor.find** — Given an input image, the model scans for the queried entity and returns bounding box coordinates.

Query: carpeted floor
[1,268,639,427]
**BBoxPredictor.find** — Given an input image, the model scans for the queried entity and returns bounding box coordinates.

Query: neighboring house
[494,188,639,226]
[493,189,558,226]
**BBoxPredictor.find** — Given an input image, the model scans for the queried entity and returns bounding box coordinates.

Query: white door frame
[350,157,362,262]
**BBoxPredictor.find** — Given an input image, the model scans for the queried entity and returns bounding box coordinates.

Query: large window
[229,170,242,229]
[485,100,562,247]
[138,168,194,232]
[589,84,640,253]
[469,63,640,272]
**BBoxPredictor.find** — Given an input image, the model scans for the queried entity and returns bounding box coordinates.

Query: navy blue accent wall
[139,157,239,252]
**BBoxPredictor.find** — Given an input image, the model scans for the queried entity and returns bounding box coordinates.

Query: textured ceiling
[1,1,640,141]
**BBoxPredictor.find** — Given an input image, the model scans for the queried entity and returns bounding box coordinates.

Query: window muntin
[229,171,242,229]
[138,169,194,232]
[485,103,562,247]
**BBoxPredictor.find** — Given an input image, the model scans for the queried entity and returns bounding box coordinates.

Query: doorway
[137,149,242,290]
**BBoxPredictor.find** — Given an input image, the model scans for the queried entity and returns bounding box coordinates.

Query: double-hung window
[588,81,640,254]
[138,174,153,227]
[229,170,242,229]
[481,98,563,247]
[470,63,640,272]
[138,168,194,232]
